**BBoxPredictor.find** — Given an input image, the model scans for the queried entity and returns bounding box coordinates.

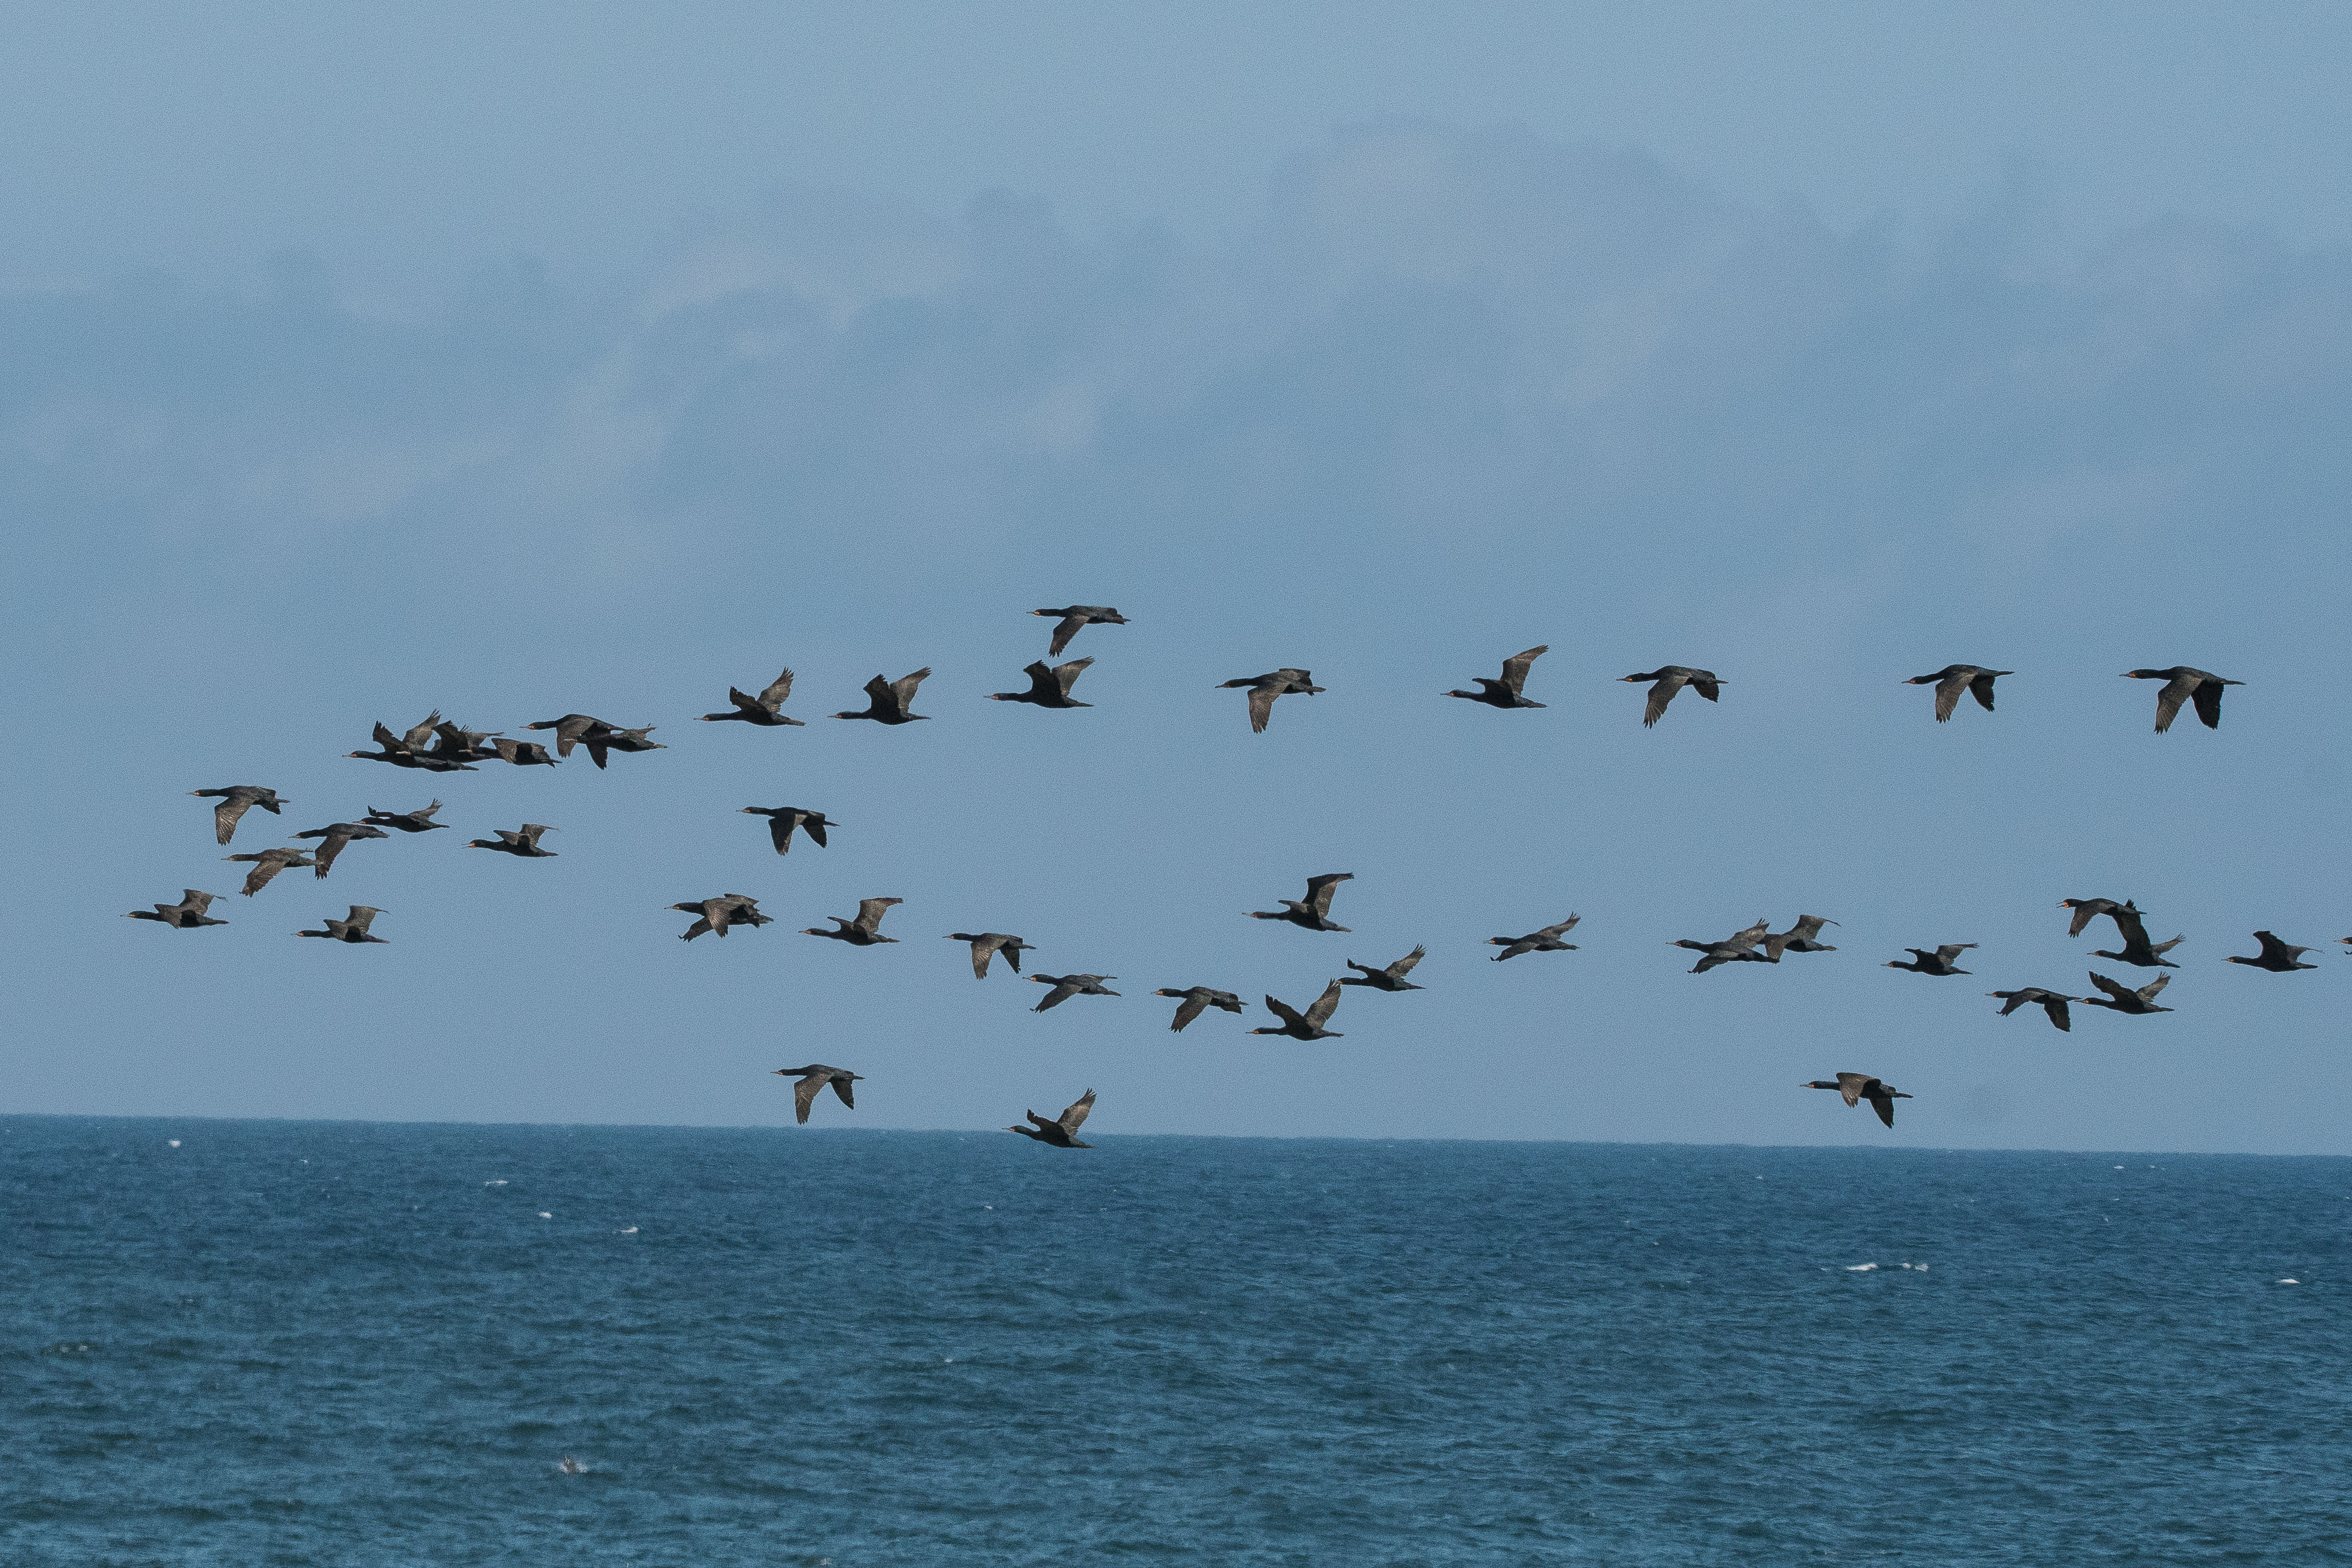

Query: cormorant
[1621,667,1721,727]
[1989,987,2074,1031]
[1032,606,1129,657]
[948,932,1035,978]
[1153,986,1245,1031]
[701,670,804,727]
[296,906,388,944]
[469,824,558,858]
[1251,981,1344,1040]
[190,786,287,845]
[772,1064,861,1124]
[523,714,613,758]
[1219,669,1323,733]
[489,737,561,767]
[832,670,932,724]
[671,894,770,941]
[363,800,449,833]
[802,898,902,945]
[1008,1089,1096,1148]
[1030,973,1119,1010]
[2122,667,2242,732]
[1905,665,2009,722]
[1490,917,1581,960]
[1249,872,1353,932]
[1802,1073,1911,1128]
[987,658,1093,708]
[1342,945,1428,990]
[2088,904,2182,968]
[1763,916,1839,961]
[1886,944,1975,976]
[741,807,836,855]
[2225,932,2318,972]
[293,821,390,878]
[581,725,663,770]
[2060,897,2129,939]
[126,890,228,928]
[1673,919,1771,972]
[2079,970,2173,1015]
[224,847,316,896]
[1445,646,1548,709]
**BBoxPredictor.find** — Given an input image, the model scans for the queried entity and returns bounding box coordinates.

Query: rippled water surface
[3,1117,2346,1564]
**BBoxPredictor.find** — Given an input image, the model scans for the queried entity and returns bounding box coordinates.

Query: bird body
[1446,646,1549,709]
[1621,667,1721,727]
[949,932,1034,978]
[1030,973,1119,1010]
[2060,898,2129,939]
[1342,944,1428,990]
[2123,667,2242,732]
[1763,915,1839,961]
[1153,986,1245,1031]
[126,890,227,927]
[1906,665,2009,722]
[296,906,388,943]
[1803,1073,1911,1128]
[1009,1088,1096,1147]
[2079,970,2173,1015]
[489,737,560,767]
[1250,872,1354,932]
[1032,606,1128,657]
[772,1064,861,1123]
[363,800,449,833]
[989,657,1093,708]
[2225,931,2317,972]
[834,670,932,724]
[741,806,836,855]
[581,726,664,769]
[524,714,612,757]
[190,786,287,845]
[1989,987,2074,1031]
[469,824,558,858]
[1886,943,1976,975]
[293,821,389,878]
[2086,904,2182,968]
[349,720,474,771]
[1490,917,1581,961]
[1252,981,1344,1040]
[1220,669,1323,733]
[224,847,316,896]
[671,894,770,941]
[802,897,903,945]
[701,670,804,727]
[1673,919,1771,972]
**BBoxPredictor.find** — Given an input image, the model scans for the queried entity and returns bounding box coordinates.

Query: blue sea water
[2,1118,2346,1565]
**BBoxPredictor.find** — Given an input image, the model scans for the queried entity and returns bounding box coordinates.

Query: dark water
[3,1118,2346,1565]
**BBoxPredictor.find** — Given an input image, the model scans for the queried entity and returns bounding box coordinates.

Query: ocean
[3,1117,2345,1564]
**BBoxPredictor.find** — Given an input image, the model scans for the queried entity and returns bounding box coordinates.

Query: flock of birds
[122,607,2318,1142]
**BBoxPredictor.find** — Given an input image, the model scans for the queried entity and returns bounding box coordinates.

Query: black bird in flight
[469,824,558,859]
[224,847,316,896]
[740,806,836,855]
[701,670,804,727]
[802,898,903,946]
[1342,945,1428,990]
[1886,944,1975,976]
[948,932,1036,978]
[671,895,771,942]
[1250,872,1354,932]
[772,1064,861,1124]
[2224,932,2318,973]
[1252,982,1344,1041]
[125,890,228,928]
[2078,970,2174,1016]
[363,800,450,834]
[1490,917,1581,961]
[296,906,389,944]
[1445,646,1548,709]
[834,670,932,724]
[988,658,1094,709]
[1905,665,2009,722]
[1989,987,2074,1031]
[1009,1089,1097,1148]
[1802,1073,1911,1128]
[1218,669,1323,733]
[190,785,287,845]
[1621,666,1721,727]
[1032,606,1128,657]
[1030,973,1120,1011]
[2121,666,2241,732]
[293,821,390,878]
[1153,986,1245,1031]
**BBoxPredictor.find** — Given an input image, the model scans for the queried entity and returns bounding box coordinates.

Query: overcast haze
[5,3,2347,1150]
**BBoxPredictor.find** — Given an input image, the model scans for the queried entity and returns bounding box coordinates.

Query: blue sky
[5,3,2348,1150]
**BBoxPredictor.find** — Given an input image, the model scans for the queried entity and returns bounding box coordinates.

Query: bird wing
[401,711,443,749]
[1059,1089,1096,1132]
[212,798,252,844]
[1933,672,1968,723]
[1993,991,2028,1015]
[1303,979,1344,1028]
[582,733,612,769]
[890,668,931,708]
[2153,674,2192,733]
[2109,904,2154,949]
[2139,973,2171,1002]
[861,674,895,716]
[1499,645,1547,696]
[2064,900,2110,939]
[1389,944,1428,978]
[2255,930,2303,964]
[1034,979,1079,1011]
[1021,661,1058,700]
[345,907,379,934]
[792,1075,819,1124]
[1642,672,1685,727]
[373,721,409,752]
[967,936,999,979]
[1048,614,1085,656]
[757,669,794,710]
[800,815,827,848]
[1538,916,1582,940]
[705,900,734,938]
[766,816,794,854]
[1247,684,1276,733]
[2087,970,2132,1001]
[518,824,550,848]
[1169,993,1208,1031]
[1834,1073,1869,1106]
[1969,671,1999,712]
[1867,1087,1897,1128]
[726,686,767,716]
[1689,672,1721,702]
[2190,677,2226,729]
[1263,994,1307,1030]
[1305,874,1353,918]
[1053,657,1092,696]
[855,897,900,932]
[829,1075,855,1110]
[1935,944,1976,962]
[182,890,216,914]
[311,832,347,876]
[2044,996,2072,1031]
